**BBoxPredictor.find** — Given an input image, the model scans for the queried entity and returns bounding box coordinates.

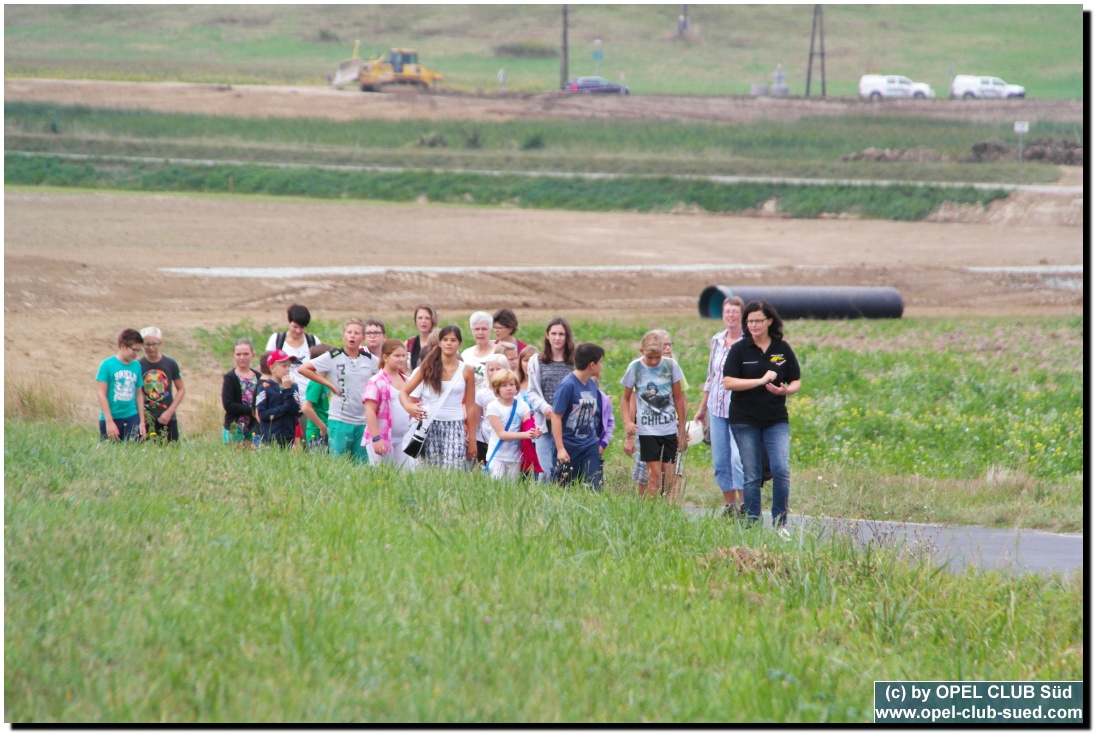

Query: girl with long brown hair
[525,317,576,481]
[399,325,479,469]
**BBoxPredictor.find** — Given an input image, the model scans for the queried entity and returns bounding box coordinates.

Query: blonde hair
[640,330,666,354]
[483,353,510,371]
[493,341,517,356]
[490,368,519,396]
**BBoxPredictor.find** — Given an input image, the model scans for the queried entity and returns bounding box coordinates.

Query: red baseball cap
[268,349,293,364]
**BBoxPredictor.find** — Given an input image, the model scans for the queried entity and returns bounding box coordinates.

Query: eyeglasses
[144,342,162,348]
[365,331,384,336]
[746,318,770,325]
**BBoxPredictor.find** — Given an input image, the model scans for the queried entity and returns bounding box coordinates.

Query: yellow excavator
[331,40,444,92]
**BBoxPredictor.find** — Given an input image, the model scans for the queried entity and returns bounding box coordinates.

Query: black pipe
[698,285,904,320]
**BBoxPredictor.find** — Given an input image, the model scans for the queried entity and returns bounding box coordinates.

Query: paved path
[682,506,1084,576]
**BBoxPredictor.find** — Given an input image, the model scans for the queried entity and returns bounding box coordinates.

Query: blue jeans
[534,433,559,482]
[99,415,141,441]
[710,414,744,492]
[556,442,603,491]
[730,422,790,526]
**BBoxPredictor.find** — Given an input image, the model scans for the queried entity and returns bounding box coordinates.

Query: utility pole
[804,5,827,97]
[560,5,569,90]
[677,4,689,37]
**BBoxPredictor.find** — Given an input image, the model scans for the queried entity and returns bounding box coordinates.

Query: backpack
[275,331,317,351]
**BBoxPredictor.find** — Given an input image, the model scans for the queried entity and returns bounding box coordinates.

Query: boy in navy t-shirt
[551,343,605,490]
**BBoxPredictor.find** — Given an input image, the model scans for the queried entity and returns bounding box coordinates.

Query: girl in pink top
[363,339,413,469]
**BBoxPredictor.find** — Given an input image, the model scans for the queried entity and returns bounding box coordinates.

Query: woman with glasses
[461,311,496,389]
[722,301,801,539]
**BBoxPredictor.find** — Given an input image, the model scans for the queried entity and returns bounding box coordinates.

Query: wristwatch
[372,435,383,442]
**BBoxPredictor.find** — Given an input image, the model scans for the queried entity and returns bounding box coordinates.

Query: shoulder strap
[306,333,316,348]
[485,401,519,470]
[275,331,286,351]
[422,362,463,431]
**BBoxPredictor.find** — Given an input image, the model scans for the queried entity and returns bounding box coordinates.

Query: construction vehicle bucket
[331,58,363,88]
[331,40,363,88]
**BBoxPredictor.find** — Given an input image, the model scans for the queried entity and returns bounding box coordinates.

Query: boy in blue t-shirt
[95,328,147,441]
[550,343,606,490]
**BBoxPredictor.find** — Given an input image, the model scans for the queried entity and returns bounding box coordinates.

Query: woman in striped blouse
[693,295,746,518]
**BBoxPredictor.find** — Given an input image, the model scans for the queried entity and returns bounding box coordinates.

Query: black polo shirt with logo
[722,337,801,427]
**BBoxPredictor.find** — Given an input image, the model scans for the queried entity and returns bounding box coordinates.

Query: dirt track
[4,78,1085,125]
[3,79,1086,423]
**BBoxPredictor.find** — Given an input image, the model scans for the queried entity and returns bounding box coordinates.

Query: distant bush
[493,41,558,58]
[520,133,545,150]
[417,132,447,148]
[461,127,482,149]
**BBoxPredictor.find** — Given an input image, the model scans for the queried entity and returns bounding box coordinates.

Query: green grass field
[4,423,1084,722]
[4,5,1083,97]
[5,100,1073,186]
[3,154,1015,221]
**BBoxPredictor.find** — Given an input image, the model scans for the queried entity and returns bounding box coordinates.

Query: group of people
[96,299,801,531]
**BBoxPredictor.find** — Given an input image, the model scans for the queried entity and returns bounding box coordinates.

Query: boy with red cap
[255,349,302,447]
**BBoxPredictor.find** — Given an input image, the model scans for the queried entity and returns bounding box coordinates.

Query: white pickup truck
[858,74,935,100]
[950,75,1026,99]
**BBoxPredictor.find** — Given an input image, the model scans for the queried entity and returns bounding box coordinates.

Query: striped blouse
[702,328,744,419]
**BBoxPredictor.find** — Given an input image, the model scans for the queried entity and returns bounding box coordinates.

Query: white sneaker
[776,526,791,542]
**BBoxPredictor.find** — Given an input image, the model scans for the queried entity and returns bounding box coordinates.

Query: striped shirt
[703,328,744,419]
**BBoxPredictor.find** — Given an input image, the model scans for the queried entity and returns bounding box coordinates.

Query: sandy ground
[3,79,1086,426]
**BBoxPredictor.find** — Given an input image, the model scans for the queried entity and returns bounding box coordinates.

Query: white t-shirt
[485,397,531,465]
[461,345,495,389]
[389,393,410,443]
[476,385,496,444]
[306,348,378,425]
[265,332,317,399]
[620,357,685,437]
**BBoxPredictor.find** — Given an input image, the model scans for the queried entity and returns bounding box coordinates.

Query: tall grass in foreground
[4,424,1083,722]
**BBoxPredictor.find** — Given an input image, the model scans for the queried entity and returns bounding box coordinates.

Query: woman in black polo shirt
[722,301,801,536]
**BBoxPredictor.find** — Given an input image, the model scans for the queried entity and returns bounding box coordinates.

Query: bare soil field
[3,79,1085,425]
